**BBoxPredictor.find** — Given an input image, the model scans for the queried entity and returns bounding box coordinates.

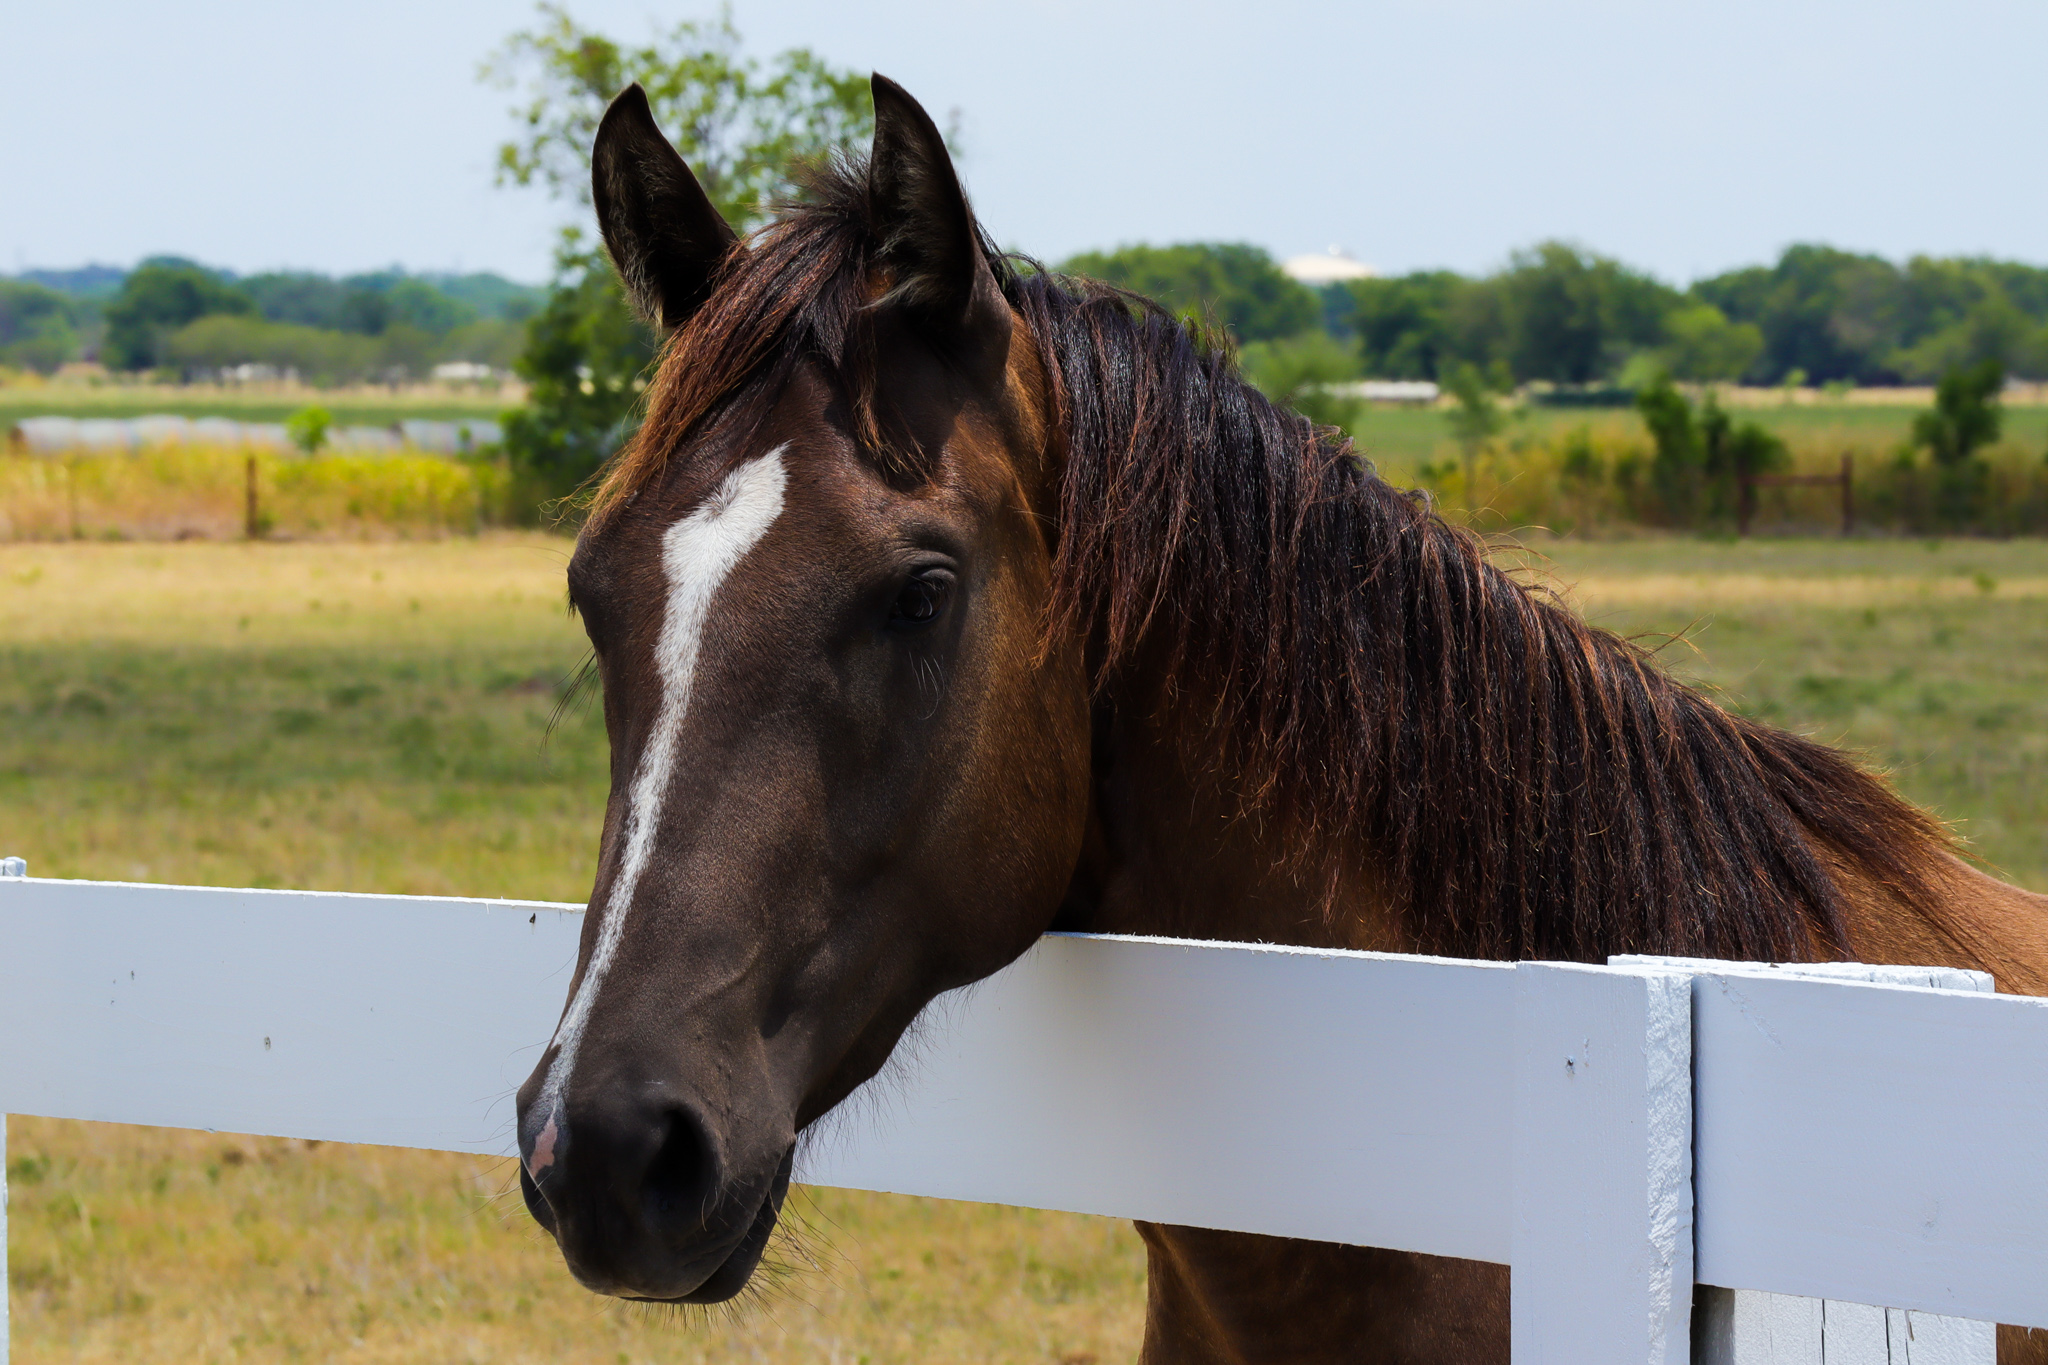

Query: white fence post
[1512,962,1694,1364]
[0,854,17,1365]
[2,1098,8,1365]
[1616,957,2002,1365]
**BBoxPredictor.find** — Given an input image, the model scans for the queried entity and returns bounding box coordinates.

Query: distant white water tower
[1280,246,1376,287]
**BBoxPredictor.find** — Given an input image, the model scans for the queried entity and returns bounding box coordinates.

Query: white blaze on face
[527,447,789,1175]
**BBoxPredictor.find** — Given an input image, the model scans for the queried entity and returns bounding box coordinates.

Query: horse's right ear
[591,84,738,332]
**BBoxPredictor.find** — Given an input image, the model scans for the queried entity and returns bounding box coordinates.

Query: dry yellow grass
[1,538,1147,1364]
[6,1119,1143,1365]
[6,535,2044,1363]
[1,446,498,543]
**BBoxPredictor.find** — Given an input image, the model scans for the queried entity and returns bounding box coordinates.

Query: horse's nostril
[641,1105,715,1228]
[519,1159,560,1235]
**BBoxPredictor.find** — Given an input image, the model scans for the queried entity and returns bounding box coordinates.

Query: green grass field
[0,383,514,428]
[1347,397,2048,472]
[2,535,2043,1362]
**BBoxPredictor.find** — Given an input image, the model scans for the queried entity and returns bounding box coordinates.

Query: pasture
[3,534,2045,1362]
[0,382,513,429]
[1344,393,2048,471]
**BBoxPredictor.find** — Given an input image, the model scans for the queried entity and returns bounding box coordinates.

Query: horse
[512,76,2048,1362]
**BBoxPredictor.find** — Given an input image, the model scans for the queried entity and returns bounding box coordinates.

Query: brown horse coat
[513,77,2048,1362]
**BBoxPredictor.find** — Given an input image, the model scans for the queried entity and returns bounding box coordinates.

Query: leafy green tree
[1239,331,1364,432]
[1348,271,1465,379]
[1659,302,1763,382]
[501,259,657,500]
[164,316,377,384]
[1059,243,1319,344]
[103,259,254,371]
[1693,245,1903,385]
[1497,242,1677,385]
[0,280,84,372]
[485,5,874,508]
[1913,360,2004,467]
[1893,290,2047,381]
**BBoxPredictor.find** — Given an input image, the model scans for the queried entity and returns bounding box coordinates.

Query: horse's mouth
[532,1145,795,1304]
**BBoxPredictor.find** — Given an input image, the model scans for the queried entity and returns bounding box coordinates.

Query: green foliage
[165,316,370,384]
[437,317,528,369]
[1444,361,1509,454]
[498,240,658,510]
[1059,243,1319,344]
[160,313,487,386]
[285,406,333,454]
[1238,331,1364,431]
[1634,374,1786,524]
[1349,271,1463,379]
[1496,242,1679,384]
[485,3,873,229]
[236,270,538,337]
[103,261,255,371]
[1695,246,2048,384]
[1345,247,2048,390]
[1892,291,2048,382]
[488,7,876,512]
[1658,302,1764,382]
[1913,360,2004,467]
[0,280,85,373]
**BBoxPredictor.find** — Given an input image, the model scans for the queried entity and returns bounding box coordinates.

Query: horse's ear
[591,83,739,332]
[867,75,1009,359]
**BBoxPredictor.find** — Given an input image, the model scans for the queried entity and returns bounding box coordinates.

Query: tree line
[11,4,2044,537]
[1074,240,2048,389]
[0,261,542,383]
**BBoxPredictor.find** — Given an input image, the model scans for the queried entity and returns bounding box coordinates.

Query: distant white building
[1281,247,1376,287]
[1329,379,1441,405]
[433,361,503,384]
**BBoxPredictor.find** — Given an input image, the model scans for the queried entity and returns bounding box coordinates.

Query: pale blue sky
[4,0,2042,285]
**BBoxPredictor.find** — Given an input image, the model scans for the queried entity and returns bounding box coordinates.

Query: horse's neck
[1062,690,1407,953]
[1063,686,2048,991]
[1835,852,2048,994]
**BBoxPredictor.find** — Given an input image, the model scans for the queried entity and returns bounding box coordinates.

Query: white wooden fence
[0,869,2042,1364]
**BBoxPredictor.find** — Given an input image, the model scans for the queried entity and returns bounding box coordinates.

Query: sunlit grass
[2,446,502,544]
[1539,537,2048,891]
[3,535,2043,1362]
[5,1119,1144,1365]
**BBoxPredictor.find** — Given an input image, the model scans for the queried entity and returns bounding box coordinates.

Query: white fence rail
[0,873,2043,1363]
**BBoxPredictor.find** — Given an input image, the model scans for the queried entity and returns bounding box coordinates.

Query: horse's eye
[889,571,952,629]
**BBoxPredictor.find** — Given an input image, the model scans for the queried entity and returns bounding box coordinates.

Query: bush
[1239,332,1365,431]
[498,247,654,516]
[1913,360,2003,467]
[285,406,333,454]
[1061,243,1321,343]
[0,281,84,373]
[1632,377,1786,526]
[103,261,254,371]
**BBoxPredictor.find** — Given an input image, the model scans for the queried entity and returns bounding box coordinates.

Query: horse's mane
[595,158,1953,964]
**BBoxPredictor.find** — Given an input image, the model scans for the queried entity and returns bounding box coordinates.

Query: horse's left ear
[592,83,739,332]
[868,75,1010,360]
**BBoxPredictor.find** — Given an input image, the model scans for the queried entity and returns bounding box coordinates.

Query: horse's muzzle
[516,1088,794,1302]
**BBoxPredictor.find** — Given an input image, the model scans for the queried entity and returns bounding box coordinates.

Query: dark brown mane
[596,157,1954,964]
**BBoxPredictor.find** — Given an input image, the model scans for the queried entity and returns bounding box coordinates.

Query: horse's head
[512,78,1092,1301]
